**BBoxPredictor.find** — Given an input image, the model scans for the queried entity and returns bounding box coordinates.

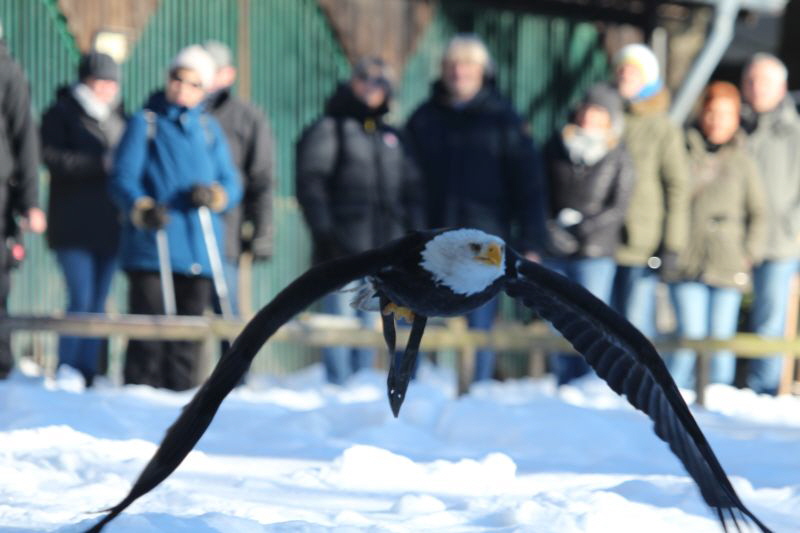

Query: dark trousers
[0,265,10,379]
[55,247,117,385]
[124,271,212,391]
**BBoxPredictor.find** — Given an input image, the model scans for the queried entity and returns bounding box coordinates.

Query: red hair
[702,81,741,112]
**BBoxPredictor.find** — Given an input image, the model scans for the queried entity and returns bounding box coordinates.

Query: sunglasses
[169,71,204,90]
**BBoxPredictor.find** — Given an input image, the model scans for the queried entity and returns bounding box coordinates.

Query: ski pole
[197,205,233,319]
[155,228,176,315]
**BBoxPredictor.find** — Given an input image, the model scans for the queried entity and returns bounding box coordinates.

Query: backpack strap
[199,114,215,146]
[142,109,214,147]
[143,109,157,140]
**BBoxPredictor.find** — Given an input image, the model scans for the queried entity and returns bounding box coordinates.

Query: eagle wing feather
[505,254,771,533]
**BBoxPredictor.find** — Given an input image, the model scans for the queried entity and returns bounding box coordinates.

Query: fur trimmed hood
[626,87,671,116]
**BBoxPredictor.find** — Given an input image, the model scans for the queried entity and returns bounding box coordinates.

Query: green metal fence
[1,0,610,377]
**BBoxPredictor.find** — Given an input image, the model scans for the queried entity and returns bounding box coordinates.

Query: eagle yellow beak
[476,242,503,266]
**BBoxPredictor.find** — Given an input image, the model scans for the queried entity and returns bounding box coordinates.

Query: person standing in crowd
[611,43,690,341]
[41,51,125,387]
[110,45,241,391]
[202,40,274,320]
[664,81,766,390]
[542,82,635,385]
[0,28,46,380]
[740,53,800,395]
[405,34,545,383]
[296,57,423,385]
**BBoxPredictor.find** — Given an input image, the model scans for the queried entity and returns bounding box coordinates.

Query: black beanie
[78,52,120,82]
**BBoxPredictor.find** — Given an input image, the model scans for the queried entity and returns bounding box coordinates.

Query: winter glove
[131,197,169,230]
[241,236,273,261]
[556,207,583,228]
[189,184,228,212]
[239,221,273,261]
[545,220,579,257]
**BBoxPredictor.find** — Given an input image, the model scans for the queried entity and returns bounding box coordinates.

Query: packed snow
[0,359,798,532]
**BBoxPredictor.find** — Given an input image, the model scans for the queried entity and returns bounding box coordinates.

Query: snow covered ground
[0,361,798,533]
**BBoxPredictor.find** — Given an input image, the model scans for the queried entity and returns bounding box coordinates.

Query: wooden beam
[4,313,800,356]
[58,0,158,55]
[451,0,654,27]
[317,0,434,72]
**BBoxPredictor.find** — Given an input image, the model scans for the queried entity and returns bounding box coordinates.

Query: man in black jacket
[405,34,546,382]
[0,35,46,379]
[202,40,274,318]
[296,57,423,384]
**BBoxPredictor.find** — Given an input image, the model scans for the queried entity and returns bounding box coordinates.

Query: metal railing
[0,312,797,405]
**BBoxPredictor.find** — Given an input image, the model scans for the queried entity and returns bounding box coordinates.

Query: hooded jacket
[110,91,242,277]
[296,83,423,263]
[543,129,635,259]
[615,88,690,266]
[671,128,766,289]
[405,81,545,252]
[741,97,800,260]
[41,85,125,254]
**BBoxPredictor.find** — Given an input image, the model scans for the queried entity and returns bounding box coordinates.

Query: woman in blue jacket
[110,45,242,390]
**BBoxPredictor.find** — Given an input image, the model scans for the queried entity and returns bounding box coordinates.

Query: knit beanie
[170,45,216,89]
[78,51,120,82]
[614,44,660,85]
[202,40,233,69]
[583,83,622,120]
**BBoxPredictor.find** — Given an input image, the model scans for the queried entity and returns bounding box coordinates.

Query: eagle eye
[469,242,481,253]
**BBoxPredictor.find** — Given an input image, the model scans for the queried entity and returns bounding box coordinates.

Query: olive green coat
[671,128,766,290]
[742,97,800,260]
[616,89,691,266]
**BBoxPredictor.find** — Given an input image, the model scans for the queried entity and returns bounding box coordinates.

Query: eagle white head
[420,229,506,295]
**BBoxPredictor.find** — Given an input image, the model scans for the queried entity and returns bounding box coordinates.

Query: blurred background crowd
[0,0,798,399]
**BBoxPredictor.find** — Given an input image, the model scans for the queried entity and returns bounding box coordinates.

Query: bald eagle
[83,228,772,533]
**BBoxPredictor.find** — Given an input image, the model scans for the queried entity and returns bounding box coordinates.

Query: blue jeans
[612,265,658,339]
[748,259,799,394]
[55,248,117,383]
[322,281,376,385]
[545,257,616,385]
[666,282,742,389]
[469,297,500,382]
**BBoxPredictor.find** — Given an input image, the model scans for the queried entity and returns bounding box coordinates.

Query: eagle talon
[382,302,415,322]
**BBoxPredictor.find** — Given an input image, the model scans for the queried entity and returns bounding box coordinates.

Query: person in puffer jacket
[542,82,635,385]
[110,45,242,391]
[296,57,423,385]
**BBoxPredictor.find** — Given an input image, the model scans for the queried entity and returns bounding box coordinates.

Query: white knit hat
[614,43,660,87]
[170,45,216,89]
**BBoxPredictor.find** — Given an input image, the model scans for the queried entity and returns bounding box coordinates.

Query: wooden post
[778,274,799,395]
[195,333,217,384]
[238,251,254,318]
[450,317,475,396]
[236,0,251,101]
[526,322,547,378]
[695,350,710,407]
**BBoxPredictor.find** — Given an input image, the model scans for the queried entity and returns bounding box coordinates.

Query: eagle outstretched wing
[82,246,397,533]
[505,253,771,533]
